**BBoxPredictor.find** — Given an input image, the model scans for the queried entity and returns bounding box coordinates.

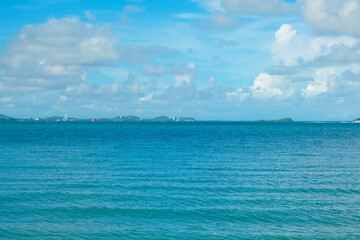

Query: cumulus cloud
[271,24,359,69]
[0,17,176,96]
[0,17,120,93]
[2,17,119,67]
[271,24,357,66]
[303,0,360,35]
[223,22,360,103]
[250,73,294,99]
[225,73,294,102]
[302,68,335,98]
[267,23,360,104]
[275,24,297,44]
[300,66,360,98]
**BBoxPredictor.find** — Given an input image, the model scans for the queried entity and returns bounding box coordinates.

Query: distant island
[0,114,196,122]
[257,118,293,122]
[353,118,360,123]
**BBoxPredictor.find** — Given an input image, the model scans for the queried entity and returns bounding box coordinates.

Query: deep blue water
[1,122,360,239]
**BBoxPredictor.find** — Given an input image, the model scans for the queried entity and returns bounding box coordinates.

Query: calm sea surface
[1,122,360,239]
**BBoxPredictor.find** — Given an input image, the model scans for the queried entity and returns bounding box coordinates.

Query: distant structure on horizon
[64,114,68,121]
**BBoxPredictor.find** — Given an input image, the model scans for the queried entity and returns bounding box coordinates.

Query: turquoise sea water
[1,122,360,239]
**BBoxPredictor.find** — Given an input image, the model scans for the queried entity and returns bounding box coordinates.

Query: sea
[1,121,360,239]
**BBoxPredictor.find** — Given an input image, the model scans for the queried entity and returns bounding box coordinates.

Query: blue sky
[0,0,359,120]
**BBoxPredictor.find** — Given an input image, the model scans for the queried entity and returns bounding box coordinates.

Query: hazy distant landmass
[1,114,359,122]
[40,116,71,121]
[112,115,143,122]
[0,114,16,121]
[146,116,196,122]
[0,114,196,122]
[257,118,293,122]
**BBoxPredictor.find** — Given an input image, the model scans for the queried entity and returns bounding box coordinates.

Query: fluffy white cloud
[225,73,294,101]
[301,66,360,98]
[275,24,296,44]
[271,24,357,66]
[4,17,119,67]
[251,73,294,99]
[302,68,334,98]
[267,23,360,105]
[0,17,120,93]
[303,0,360,35]
[0,17,176,95]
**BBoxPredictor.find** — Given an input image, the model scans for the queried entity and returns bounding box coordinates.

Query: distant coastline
[1,114,360,123]
[0,114,196,122]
